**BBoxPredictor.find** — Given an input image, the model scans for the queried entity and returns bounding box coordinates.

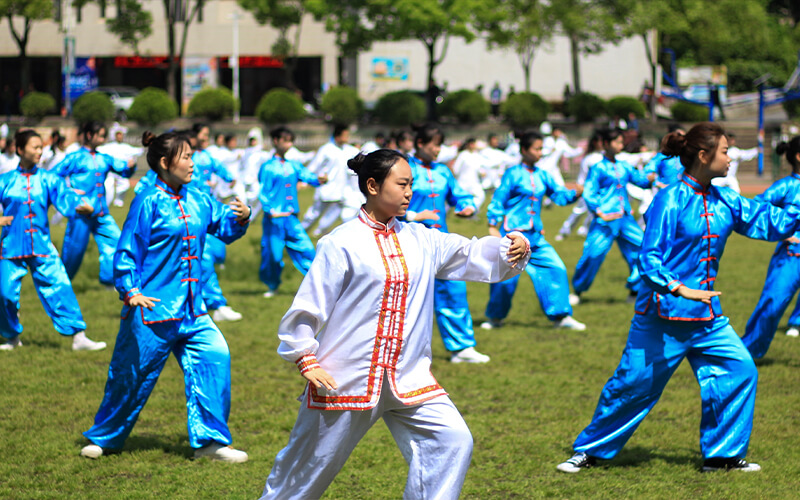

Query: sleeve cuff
[123,288,142,305]
[295,354,321,374]
[667,280,683,294]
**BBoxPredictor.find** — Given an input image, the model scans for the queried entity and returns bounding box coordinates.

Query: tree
[237,0,304,88]
[481,0,554,92]
[1,0,54,93]
[163,0,206,107]
[105,0,153,54]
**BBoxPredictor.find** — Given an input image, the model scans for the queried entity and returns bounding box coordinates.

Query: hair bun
[347,153,367,175]
[141,131,156,147]
[662,131,687,157]
[776,141,789,156]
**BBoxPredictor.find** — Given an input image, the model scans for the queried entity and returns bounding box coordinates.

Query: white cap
[108,122,127,137]
[0,123,8,139]
[539,121,552,135]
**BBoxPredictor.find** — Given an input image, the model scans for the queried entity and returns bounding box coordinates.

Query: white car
[96,86,139,121]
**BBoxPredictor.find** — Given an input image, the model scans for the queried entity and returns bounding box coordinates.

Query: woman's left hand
[0,215,13,226]
[506,233,529,268]
[75,202,94,215]
[230,197,251,222]
[455,206,475,217]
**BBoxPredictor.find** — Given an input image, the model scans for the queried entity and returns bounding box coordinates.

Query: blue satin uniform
[741,173,800,358]
[259,155,320,292]
[84,178,249,450]
[573,156,652,295]
[54,147,135,285]
[572,174,800,461]
[407,155,477,352]
[485,163,578,321]
[0,166,87,339]
[644,152,684,186]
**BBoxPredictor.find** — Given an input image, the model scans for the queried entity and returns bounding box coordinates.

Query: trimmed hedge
[187,87,238,121]
[607,96,646,119]
[321,86,363,126]
[72,91,115,124]
[565,92,606,123]
[784,98,800,119]
[373,91,426,127]
[501,92,549,128]
[127,87,178,126]
[20,92,57,122]
[670,101,710,122]
[256,88,306,124]
[440,90,490,125]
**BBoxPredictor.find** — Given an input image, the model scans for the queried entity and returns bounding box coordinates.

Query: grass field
[2,189,799,499]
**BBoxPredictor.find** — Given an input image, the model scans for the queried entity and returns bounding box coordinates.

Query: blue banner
[63,57,99,100]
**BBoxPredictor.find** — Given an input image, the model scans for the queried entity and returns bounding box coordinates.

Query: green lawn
[2,191,799,499]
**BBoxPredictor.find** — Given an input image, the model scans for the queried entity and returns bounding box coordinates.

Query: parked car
[96,86,139,121]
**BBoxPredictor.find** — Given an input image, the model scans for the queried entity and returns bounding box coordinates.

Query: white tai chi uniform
[539,135,583,188]
[261,209,529,500]
[452,149,487,210]
[301,140,360,236]
[479,146,514,190]
[558,151,604,237]
[712,146,757,193]
[97,141,143,207]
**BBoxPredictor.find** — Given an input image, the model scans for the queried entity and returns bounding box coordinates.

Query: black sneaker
[702,457,761,472]
[557,452,596,473]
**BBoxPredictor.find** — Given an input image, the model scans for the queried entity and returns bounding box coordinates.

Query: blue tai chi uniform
[573,156,652,295]
[0,166,88,339]
[644,152,684,187]
[571,174,800,461]
[84,178,249,450]
[485,163,578,322]
[258,154,320,293]
[407,155,477,353]
[54,147,135,285]
[741,173,800,358]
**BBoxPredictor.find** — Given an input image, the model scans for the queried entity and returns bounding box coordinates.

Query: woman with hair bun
[557,122,800,474]
[0,129,104,351]
[81,130,251,462]
[741,136,800,356]
[260,149,530,499]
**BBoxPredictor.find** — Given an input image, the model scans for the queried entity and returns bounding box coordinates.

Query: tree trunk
[7,16,31,94]
[570,33,581,94]
[164,1,177,107]
[641,32,657,122]
[425,39,437,121]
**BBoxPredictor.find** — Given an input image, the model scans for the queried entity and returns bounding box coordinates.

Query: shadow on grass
[74,435,194,459]
[557,445,699,470]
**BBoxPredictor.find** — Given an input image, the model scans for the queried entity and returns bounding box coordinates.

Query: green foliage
[726,59,791,93]
[670,100,710,122]
[19,91,56,122]
[320,86,363,126]
[0,0,53,22]
[255,88,306,124]
[127,87,178,126]
[606,96,646,119]
[72,91,115,124]
[783,98,800,119]
[565,92,606,123]
[105,0,153,53]
[187,87,238,122]
[439,90,490,125]
[501,92,549,128]
[373,91,426,127]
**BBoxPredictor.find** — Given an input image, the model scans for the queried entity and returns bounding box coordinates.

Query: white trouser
[302,198,344,236]
[559,197,593,236]
[261,381,473,500]
[104,173,131,207]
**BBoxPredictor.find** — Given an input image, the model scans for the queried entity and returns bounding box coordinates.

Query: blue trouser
[84,309,233,450]
[434,279,475,353]
[573,313,757,460]
[788,296,800,326]
[202,235,227,310]
[260,214,316,292]
[742,251,800,358]
[0,255,86,339]
[485,238,571,322]
[61,213,121,286]
[572,215,642,295]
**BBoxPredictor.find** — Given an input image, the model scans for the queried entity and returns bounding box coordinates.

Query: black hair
[347,149,407,196]
[459,137,476,152]
[587,129,604,154]
[80,121,106,140]
[393,129,413,143]
[142,130,191,175]
[224,134,236,143]
[414,123,445,147]
[270,126,295,141]
[662,122,725,170]
[776,136,800,169]
[191,123,210,134]
[519,131,543,151]
[333,124,349,139]
[601,128,624,144]
[14,129,41,155]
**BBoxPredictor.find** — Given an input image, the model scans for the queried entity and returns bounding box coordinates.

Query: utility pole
[230,9,241,123]
[62,0,75,117]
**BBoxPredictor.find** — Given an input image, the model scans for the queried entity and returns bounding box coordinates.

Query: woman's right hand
[597,211,623,222]
[303,368,338,391]
[0,215,13,226]
[128,294,161,310]
[674,285,721,305]
[411,209,439,222]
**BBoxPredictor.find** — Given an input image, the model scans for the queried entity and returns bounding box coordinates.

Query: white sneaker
[0,336,22,351]
[212,306,242,322]
[80,444,104,459]
[450,347,490,364]
[554,233,566,242]
[568,293,581,306]
[72,332,107,351]
[557,452,596,473]
[554,316,587,331]
[194,443,248,463]
[787,327,799,337]
[576,226,589,237]
[480,319,503,330]
[263,290,275,299]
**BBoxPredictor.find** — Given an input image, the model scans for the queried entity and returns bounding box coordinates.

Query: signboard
[371,57,408,81]
[62,57,98,101]
[182,57,218,113]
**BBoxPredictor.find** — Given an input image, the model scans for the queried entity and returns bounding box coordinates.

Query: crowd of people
[1,115,798,497]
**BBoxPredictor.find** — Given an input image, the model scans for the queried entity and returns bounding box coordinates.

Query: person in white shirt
[452,138,487,210]
[98,123,144,207]
[556,130,604,240]
[711,132,757,193]
[479,133,514,190]
[539,122,583,189]
[360,131,386,154]
[260,148,530,500]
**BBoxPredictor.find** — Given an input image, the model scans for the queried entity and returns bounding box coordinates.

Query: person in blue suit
[259,126,327,297]
[405,123,487,364]
[643,130,686,189]
[54,121,136,286]
[81,130,251,462]
[741,136,800,357]
[0,129,106,351]
[482,131,586,331]
[571,128,654,304]
[557,122,800,474]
